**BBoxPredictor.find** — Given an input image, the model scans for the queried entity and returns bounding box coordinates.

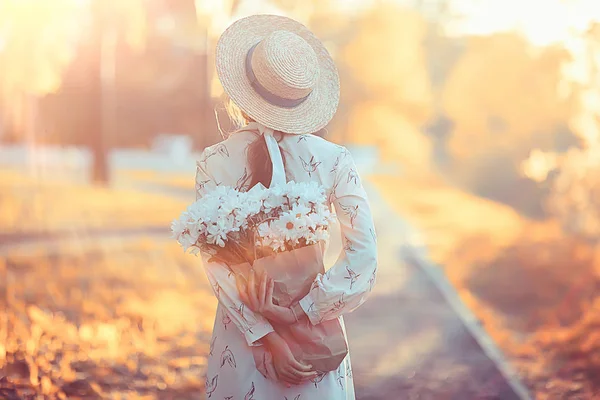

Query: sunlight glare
[450,0,600,46]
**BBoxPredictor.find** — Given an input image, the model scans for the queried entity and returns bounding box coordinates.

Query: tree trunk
[89,0,109,185]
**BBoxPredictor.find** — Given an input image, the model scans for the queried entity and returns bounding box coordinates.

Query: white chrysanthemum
[179,230,199,251]
[272,237,287,252]
[264,186,286,212]
[243,190,265,217]
[206,217,231,247]
[290,204,312,225]
[170,217,187,240]
[304,182,326,204]
[316,227,330,242]
[272,212,303,244]
[285,181,323,205]
[219,197,237,216]
[174,180,332,257]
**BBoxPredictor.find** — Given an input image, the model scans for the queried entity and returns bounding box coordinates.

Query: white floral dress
[195,127,378,400]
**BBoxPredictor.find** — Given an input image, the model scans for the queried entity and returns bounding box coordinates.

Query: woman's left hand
[236,270,296,325]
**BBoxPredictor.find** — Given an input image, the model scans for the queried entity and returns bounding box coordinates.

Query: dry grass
[370,174,600,399]
[117,170,194,191]
[1,239,214,399]
[0,170,187,234]
[0,168,211,398]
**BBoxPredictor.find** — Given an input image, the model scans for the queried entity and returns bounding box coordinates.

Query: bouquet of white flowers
[171,181,335,265]
[171,180,347,373]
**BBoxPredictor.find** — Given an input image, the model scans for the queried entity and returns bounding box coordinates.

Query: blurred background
[2,0,600,398]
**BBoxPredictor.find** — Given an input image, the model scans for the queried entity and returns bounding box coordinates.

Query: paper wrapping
[230,244,348,373]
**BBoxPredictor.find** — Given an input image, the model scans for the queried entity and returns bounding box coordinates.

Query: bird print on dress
[225,396,234,400]
[328,180,339,205]
[344,265,361,290]
[208,143,230,158]
[300,156,321,177]
[196,175,211,193]
[205,375,219,398]
[235,168,249,192]
[220,346,236,368]
[369,268,377,292]
[222,309,232,330]
[231,303,251,330]
[297,134,310,143]
[336,145,350,159]
[336,362,345,390]
[346,361,353,379]
[199,144,229,170]
[213,282,222,301]
[339,203,359,228]
[347,168,359,185]
[343,236,355,252]
[330,156,341,174]
[321,293,346,323]
[209,336,217,356]
[310,371,327,388]
[284,395,301,400]
[231,302,246,320]
[310,279,320,291]
[244,382,256,400]
[332,293,346,312]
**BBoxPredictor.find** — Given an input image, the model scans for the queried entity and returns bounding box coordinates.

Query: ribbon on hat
[242,122,286,187]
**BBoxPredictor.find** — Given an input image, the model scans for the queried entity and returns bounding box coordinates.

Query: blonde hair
[218,96,285,190]
[217,95,255,139]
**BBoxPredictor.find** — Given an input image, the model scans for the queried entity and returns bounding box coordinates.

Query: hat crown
[250,31,320,101]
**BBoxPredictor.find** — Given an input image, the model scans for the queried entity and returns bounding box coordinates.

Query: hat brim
[216,14,340,135]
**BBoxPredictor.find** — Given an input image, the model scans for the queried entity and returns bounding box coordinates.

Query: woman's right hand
[237,270,297,325]
[262,332,317,386]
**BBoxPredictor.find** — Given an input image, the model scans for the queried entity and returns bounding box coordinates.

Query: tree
[0,0,151,183]
[522,22,600,241]
[0,0,82,146]
[441,32,573,210]
[337,4,434,172]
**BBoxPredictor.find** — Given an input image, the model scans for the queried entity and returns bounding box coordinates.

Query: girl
[196,14,378,400]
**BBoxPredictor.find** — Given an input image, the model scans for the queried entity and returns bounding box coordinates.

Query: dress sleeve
[195,154,275,346]
[298,149,378,325]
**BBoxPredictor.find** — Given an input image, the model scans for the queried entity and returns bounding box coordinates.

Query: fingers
[276,359,317,385]
[248,270,260,310]
[281,365,317,385]
[259,270,268,308]
[289,358,314,373]
[277,367,303,385]
[290,367,318,380]
[267,276,274,304]
[265,355,278,381]
[235,275,252,310]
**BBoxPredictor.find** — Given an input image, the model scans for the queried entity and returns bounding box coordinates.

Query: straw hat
[215,14,340,135]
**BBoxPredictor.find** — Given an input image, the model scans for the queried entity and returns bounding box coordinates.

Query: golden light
[4,1,600,399]
[521,149,558,183]
[448,0,597,45]
[0,0,85,97]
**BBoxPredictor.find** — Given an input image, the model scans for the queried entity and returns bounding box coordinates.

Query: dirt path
[341,182,529,399]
